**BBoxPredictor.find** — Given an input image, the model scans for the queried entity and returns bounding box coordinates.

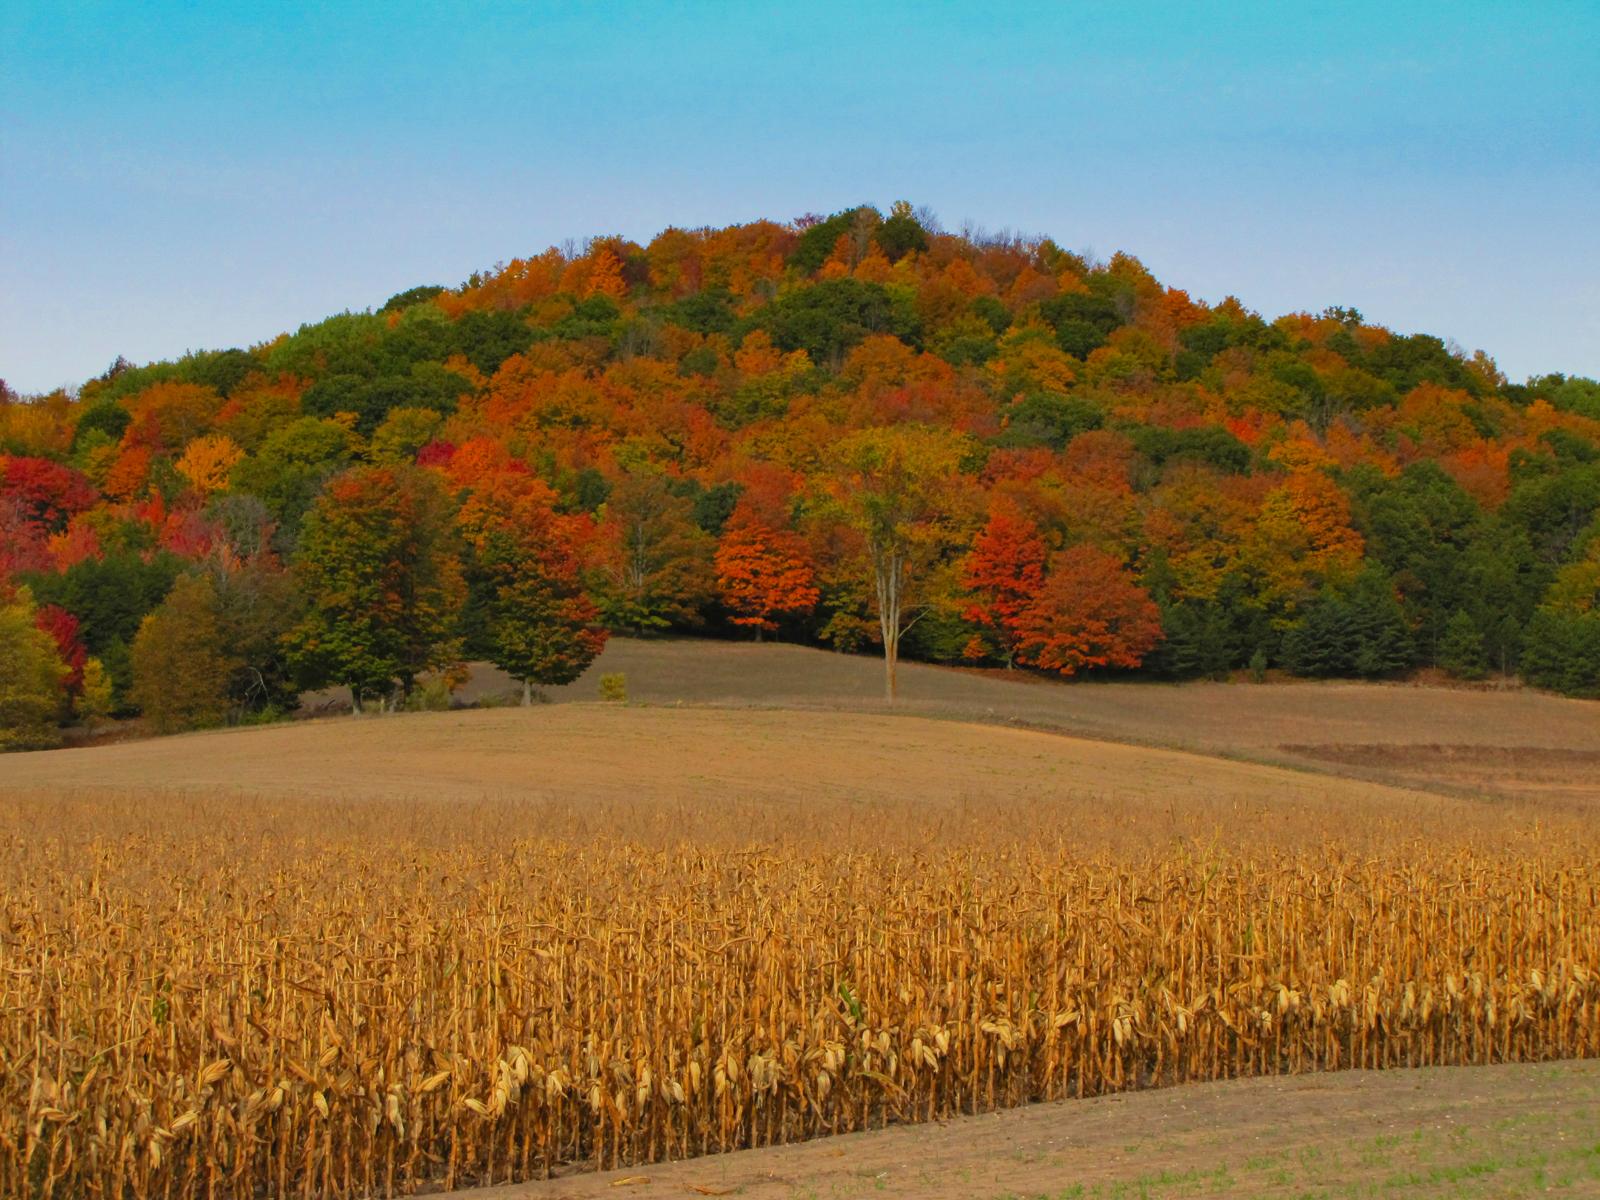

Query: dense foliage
[5,202,1600,738]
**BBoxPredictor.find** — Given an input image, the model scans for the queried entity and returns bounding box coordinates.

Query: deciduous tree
[174,433,245,495]
[77,657,114,725]
[459,478,607,704]
[130,573,234,733]
[961,502,1047,666]
[0,456,97,531]
[823,425,972,700]
[287,465,465,711]
[0,587,68,750]
[714,515,819,637]
[1011,546,1162,676]
[595,472,715,634]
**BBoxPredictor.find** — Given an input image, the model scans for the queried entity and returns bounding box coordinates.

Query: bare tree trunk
[873,543,904,704]
[521,678,532,707]
[351,689,364,716]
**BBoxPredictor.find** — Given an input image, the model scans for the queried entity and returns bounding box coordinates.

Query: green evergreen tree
[1284,570,1412,678]
[1522,609,1600,697]
[1283,597,1356,676]
[1149,601,1236,679]
[1437,610,1488,680]
[1346,570,1414,677]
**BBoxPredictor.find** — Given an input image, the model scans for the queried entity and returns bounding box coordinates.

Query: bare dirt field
[476,1059,1600,1200]
[309,637,1600,807]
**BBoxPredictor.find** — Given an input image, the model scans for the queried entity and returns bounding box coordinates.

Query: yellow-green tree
[0,587,68,750]
[130,574,234,734]
[77,656,115,726]
[821,425,973,701]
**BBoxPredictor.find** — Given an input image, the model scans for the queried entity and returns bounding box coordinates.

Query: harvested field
[4,705,1473,826]
[4,699,1599,1198]
[309,637,1600,806]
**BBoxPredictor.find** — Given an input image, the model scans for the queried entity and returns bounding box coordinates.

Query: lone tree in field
[823,425,972,701]
[458,475,608,705]
[130,573,234,733]
[287,464,465,712]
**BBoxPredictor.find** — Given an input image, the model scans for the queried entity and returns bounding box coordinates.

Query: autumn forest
[4,203,1600,748]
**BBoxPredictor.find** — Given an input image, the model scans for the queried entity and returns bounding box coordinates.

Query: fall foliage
[130,573,235,733]
[715,514,819,636]
[285,465,465,711]
[458,475,608,702]
[0,587,68,749]
[6,203,1600,743]
[1011,545,1163,676]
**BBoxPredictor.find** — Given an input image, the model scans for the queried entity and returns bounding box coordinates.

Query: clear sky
[2,1,1596,394]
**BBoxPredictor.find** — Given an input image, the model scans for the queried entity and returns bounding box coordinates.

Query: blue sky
[2,1,1596,393]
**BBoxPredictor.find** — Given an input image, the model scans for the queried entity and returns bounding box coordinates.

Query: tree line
[4,202,1600,747]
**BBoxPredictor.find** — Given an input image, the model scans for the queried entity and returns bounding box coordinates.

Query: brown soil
[466,1060,1600,1200]
[1287,743,1600,808]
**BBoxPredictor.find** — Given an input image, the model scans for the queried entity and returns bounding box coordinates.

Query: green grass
[988,1124,1600,1200]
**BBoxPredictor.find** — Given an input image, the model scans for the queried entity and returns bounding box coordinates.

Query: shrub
[599,673,628,703]
[403,675,456,712]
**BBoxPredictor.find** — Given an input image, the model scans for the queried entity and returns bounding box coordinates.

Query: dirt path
[466,1060,1600,1199]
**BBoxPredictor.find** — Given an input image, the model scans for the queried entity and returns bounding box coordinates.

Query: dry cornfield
[2,780,1597,1200]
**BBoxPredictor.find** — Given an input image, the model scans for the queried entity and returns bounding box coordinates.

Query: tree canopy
[5,202,1600,747]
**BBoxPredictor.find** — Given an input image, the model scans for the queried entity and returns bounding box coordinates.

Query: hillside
[5,206,1600,748]
[1,699,1454,823]
[300,637,1600,806]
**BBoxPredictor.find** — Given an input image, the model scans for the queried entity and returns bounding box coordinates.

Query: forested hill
[4,204,1600,746]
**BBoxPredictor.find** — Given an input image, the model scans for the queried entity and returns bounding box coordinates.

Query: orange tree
[961,500,1047,666]
[714,512,818,638]
[1012,545,1163,676]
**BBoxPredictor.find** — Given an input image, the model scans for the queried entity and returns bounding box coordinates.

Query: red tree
[35,603,87,695]
[961,502,1046,665]
[0,457,97,532]
[1012,545,1162,676]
